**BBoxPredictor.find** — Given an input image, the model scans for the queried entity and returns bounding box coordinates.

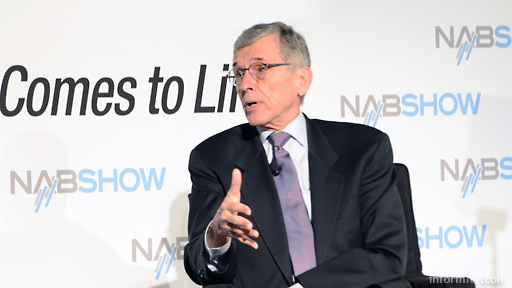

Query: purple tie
[268,131,316,275]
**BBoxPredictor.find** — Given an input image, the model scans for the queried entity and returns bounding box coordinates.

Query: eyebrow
[232,57,265,68]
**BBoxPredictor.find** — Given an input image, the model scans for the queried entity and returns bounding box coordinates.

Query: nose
[237,70,257,92]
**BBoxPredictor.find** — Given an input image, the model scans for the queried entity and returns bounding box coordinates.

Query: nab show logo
[10,168,166,212]
[440,158,512,198]
[132,237,188,280]
[435,25,511,65]
[340,92,480,127]
[417,225,486,249]
[33,179,59,213]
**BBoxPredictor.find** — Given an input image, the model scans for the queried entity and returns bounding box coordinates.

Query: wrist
[206,223,229,248]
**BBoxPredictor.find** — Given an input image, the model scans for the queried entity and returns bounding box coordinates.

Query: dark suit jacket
[184,116,410,288]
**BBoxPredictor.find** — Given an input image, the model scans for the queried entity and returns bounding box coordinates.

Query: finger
[226,201,252,217]
[227,168,242,202]
[227,220,258,236]
[222,212,253,230]
[227,225,257,244]
[237,234,259,250]
[230,226,260,239]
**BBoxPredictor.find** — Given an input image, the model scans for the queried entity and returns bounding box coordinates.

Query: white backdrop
[1,0,510,287]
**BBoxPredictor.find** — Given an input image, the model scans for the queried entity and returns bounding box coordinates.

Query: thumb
[227,168,242,202]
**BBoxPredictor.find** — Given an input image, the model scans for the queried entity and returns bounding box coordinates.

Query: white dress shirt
[256,112,312,218]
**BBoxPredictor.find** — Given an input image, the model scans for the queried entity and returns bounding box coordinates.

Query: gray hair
[233,22,311,68]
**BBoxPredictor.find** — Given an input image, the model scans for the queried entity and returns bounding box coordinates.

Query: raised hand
[207,168,259,249]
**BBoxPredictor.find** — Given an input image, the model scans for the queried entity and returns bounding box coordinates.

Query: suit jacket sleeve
[184,147,238,285]
[297,132,408,288]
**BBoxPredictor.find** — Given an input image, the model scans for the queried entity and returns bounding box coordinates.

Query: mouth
[245,101,258,108]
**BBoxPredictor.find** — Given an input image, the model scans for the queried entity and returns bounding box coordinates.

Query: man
[184,22,409,288]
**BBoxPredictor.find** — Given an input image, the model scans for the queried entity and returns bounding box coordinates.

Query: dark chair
[395,163,475,288]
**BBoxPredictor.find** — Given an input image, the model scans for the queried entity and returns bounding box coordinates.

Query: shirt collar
[257,112,308,148]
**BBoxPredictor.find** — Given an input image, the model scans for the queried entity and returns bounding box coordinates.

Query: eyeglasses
[227,62,292,87]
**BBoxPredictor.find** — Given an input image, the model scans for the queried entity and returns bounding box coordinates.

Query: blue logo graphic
[364,103,383,127]
[461,166,482,198]
[341,92,481,127]
[14,168,166,212]
[131,237,188,280]
[155,246,179,280]
[440,158,512,197]
[456,34,477,66]
[34,180,59,213]
[11,168,166,195]
[417,225,487,249]
[435,25,511,66]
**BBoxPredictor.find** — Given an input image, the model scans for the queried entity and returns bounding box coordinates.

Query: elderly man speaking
[184,22,409,288]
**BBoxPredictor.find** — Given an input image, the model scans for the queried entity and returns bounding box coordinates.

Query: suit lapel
[234,125,294,285]
[306,118,345,264]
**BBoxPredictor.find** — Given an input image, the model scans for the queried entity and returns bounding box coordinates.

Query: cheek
[267,76,283,89]
[264,78,285,99]
[273,74,296,93]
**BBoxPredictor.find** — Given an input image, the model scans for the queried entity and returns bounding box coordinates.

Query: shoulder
[189,123,257,164]
[192,123,254,151]
[310,118,382,133]
[306,118,394,168]
[309,118,388,142]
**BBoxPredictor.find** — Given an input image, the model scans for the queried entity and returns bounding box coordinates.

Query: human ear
[296,66,312,96]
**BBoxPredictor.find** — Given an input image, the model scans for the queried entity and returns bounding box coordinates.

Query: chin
[247,120,262,127]
[247,119,266,128]
[246,114,273,129]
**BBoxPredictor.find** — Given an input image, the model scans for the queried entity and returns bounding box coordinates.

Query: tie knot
[268,131,292,148]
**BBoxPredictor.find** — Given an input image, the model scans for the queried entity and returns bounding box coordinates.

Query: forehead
[233,33,283,67]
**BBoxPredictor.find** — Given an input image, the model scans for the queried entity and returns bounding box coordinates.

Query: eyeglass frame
[227,62,292,87]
